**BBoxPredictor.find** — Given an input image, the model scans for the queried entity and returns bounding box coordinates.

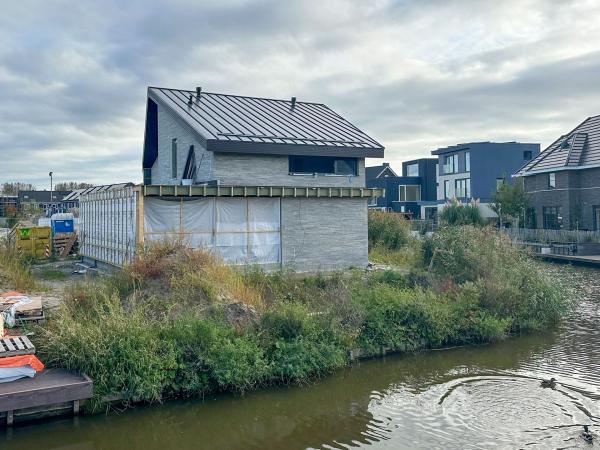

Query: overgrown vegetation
[33,219,566,412]
[0,239,39,291]
[368,211,416,266]
[438,199,486,226]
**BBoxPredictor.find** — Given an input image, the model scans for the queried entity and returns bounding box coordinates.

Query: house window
[465,152,470,172]
[455,178,470,198]
[523,150,532,160]
[183,145,197,181]
[289,156,357,176]
[171,138,178,179]
[143,168,152,185]
[399,185,421,202]
[443,154,459,174]
[444,180,451,199]
[368,196,378,206]
[548,172,556,189]
[496,177,504,191]
[406,163,419,177]
[543,206,562,229]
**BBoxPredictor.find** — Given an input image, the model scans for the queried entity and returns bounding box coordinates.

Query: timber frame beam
[138,185,385,199]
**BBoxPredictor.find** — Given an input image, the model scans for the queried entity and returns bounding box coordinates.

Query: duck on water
[540,377,557,389]
[581,425,593,444]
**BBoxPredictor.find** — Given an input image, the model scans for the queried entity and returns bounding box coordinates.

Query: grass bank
[29,220,566,412]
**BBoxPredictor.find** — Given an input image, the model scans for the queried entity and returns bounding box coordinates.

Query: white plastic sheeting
[144,197,280,265]
[79,186,136,266]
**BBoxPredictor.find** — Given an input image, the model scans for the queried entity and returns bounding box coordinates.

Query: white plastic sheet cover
[215,197,280,265]
[144,198,214,247]
[247,198,280,264]
[144,197,280,265]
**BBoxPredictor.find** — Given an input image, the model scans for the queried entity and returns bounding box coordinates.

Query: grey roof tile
[516,115,600,175]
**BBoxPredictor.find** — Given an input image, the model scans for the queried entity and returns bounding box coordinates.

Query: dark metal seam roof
[515,115,600,175]
[147,87,384,152]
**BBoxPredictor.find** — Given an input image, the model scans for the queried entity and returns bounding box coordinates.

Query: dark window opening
[523,150,532,160]
[171,138,178,178]
[289,156,357,175]
[183,145,197,181]
[143,168,152,185]
[543,206,562,229]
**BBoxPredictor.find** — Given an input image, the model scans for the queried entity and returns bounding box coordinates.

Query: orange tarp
[1,291,25,298]
[0,355,44,372]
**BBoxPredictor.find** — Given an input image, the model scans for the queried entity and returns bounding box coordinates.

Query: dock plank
[0,369,92,413]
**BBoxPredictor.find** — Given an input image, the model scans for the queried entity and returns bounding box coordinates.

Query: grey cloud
[1,0,599,184]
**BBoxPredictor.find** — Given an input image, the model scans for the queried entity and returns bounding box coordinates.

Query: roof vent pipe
[291,97,296,110]
[188,94,193,106]
[196,87,202,98]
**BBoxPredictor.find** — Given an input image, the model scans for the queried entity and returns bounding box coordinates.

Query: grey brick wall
[281,197,368,272]
[213,153,366,188]
[151,105,213,184]
[524,168,600,229]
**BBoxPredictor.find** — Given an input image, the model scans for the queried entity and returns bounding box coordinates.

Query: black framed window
[523,150,532,160]
[543,206,562,229]
[289,156,357,175]
[455,178,470,198]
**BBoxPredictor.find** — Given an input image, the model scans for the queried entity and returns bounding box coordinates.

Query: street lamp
[49,172,53,216]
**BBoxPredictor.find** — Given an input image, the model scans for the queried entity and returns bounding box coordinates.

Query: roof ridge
[148,86,327,107]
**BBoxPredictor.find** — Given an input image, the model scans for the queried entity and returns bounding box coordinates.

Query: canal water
[3,264,599,449]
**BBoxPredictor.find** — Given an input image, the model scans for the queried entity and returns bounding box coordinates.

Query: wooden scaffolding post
[135,186,145,246]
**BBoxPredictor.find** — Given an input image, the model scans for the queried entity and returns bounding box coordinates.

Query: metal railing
[501,228,600,244]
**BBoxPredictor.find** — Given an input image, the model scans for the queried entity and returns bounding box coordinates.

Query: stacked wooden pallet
[52,232,78,257]
[0,336,35,357]
[15,296,45,324]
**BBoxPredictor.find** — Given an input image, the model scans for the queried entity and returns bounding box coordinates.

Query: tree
[1,182,35,195]
[54,182,94,191]
[492,182,530,225]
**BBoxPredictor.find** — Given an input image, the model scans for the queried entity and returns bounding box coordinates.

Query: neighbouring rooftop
[515,115,600,176]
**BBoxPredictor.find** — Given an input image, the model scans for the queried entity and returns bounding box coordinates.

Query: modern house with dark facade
[78,86,385,271]
[514,115,600,230]
[433,141,540,217]
[365,163,398,181]
[367,158,437,218]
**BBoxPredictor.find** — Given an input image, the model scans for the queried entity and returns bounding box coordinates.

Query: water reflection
[2,265,599,450]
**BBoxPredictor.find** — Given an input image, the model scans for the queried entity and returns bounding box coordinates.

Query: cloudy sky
[2,0,600,187]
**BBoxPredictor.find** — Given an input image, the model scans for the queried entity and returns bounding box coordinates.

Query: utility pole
[49,171,53,217]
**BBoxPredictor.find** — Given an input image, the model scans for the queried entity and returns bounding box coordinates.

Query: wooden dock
[0,368,92,426]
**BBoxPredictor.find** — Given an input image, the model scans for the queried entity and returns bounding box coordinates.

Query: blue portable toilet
[51,213,75,234]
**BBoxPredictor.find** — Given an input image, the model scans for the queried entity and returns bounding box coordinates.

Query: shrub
[38,293,178,410]
[438,199,485,226]
[421,225,567,332]
[260,302,347,382]
[368,211,411,250]
[163,318,268,394]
